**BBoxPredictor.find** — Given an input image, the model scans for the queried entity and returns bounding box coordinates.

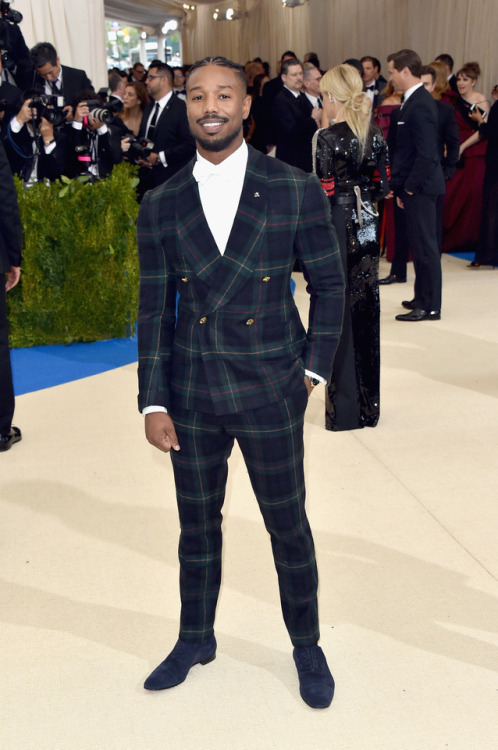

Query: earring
[328,94,335,103]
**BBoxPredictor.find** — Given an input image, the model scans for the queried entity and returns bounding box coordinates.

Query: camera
[126,135,154,164]
[29,94,67,127]
[0,0,22,24]
[84,97,123,123]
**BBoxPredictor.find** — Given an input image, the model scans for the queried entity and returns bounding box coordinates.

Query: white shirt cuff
[305,369,326,385]
[142,405,168,416]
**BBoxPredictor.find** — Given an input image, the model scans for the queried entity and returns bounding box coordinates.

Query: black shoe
[144,636,217,690]
[401,299,420,310]
[395,309,441,321]
[0,426,22,452]
[379,274,406,285]
[293,645,335,709]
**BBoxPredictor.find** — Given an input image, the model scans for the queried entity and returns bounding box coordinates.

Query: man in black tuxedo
[272,58,321,172]
[361,56,385,110]
[435,53,459,93]
[261,49,296,151]
[134,61,195,200]
[387,49,445,321]
[0,140,22,451]
[421,65,460,253]
[30,42,93,109]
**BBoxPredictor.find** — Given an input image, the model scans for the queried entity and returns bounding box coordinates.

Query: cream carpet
[1,254,497,750]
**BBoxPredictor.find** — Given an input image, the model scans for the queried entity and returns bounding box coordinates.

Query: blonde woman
[314,64,390,431]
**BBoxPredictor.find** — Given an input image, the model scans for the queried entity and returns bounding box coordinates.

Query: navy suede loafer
[144,636,217,690]
[293,645,335,708]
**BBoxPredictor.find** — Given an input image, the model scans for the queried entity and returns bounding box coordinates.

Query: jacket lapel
[176,147,268,311]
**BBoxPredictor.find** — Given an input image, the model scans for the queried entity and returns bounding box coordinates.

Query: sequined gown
[314,122,390,431]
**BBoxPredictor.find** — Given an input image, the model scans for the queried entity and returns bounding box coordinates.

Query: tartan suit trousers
[169,386,320,648]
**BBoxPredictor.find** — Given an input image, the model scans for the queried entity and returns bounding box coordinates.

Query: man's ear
[242,94,252,119]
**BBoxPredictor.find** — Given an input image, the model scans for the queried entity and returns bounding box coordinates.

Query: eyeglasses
[147,74,165,80]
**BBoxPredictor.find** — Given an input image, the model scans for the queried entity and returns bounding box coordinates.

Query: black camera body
[29,94,66,128]
[0,1,22,24]
[127,136,154,164]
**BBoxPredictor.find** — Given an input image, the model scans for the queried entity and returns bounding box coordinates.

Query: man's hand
[396,196,405,210]
[5,266,21,292]
[74,101,89,123]
[145,412,180,453]
[304,377,314,397]
[40,117,54,143]
[16,99,35,125]
[140,151,160,169]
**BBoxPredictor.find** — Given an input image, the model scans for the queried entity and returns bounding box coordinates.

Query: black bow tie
[366,84,375,91]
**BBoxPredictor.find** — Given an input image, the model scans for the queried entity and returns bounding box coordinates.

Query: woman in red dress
[443,62,489,256]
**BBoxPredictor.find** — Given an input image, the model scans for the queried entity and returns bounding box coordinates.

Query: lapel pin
[253,192,260,198]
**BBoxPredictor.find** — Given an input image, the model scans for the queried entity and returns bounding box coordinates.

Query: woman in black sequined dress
[314,64,390,431]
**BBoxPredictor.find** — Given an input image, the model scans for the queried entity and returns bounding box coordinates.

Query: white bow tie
[193,159,234,185]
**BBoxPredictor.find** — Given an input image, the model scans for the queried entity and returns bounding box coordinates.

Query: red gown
[443,97,487,253]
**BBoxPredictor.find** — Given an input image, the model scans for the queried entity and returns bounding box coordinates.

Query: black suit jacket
[272,88,317,172]
[32,64,93,107]
[0,140,22,273]
[137,94,195,195]
[6,120,67,182]
[0,81,22,140]
[436,99,460,180]
[389,85,445,195]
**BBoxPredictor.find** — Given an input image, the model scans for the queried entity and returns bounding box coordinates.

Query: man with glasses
[136,61,195,200]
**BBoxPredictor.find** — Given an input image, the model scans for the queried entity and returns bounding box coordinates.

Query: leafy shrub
[7,163,140,347]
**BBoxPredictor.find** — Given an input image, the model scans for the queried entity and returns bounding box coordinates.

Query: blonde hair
[320,64,371,156]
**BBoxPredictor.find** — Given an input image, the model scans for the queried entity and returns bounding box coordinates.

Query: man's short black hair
[387,49,422,78]
[436,53,454,71]
[281,50,297,62]
[31,42,58,69]
[280,58,302,77]
[187,56,247,91]
[148,61,173,85]
[420,65,436,84]
[343,58,364,77]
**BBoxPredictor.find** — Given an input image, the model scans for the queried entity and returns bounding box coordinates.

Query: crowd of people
[1,39,496,452]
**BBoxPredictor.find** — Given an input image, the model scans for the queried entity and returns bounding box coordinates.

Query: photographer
[0,0,31,89]
[0,53,21,141]
[67,91,121,180]
[30,42,93,121]
[6,89,67,184]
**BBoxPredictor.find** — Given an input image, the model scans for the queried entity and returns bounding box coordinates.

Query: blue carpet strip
[11,337,138,396]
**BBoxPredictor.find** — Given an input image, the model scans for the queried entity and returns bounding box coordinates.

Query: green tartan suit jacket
[137,145,344,416]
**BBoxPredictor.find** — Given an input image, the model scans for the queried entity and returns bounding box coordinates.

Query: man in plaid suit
[137,57,344,709]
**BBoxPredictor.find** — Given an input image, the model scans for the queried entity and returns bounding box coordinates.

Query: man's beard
[194,123,242,153]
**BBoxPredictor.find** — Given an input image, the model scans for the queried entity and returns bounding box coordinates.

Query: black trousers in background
[0,275,15,435]
[402,193,442,312]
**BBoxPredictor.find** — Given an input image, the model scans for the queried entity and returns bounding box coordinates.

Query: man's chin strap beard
[196,126,242,154]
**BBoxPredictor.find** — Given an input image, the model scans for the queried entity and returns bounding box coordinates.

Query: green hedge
[7,162,140,348]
